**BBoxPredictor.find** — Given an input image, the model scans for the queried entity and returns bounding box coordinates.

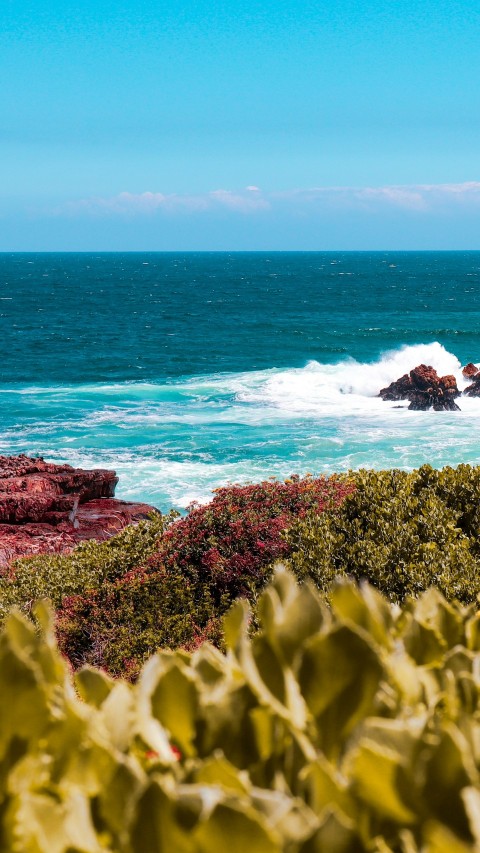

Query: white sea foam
[0,341,468,406]
[25,448,284,509]
[2,342,480,510]
[237,342,469,415]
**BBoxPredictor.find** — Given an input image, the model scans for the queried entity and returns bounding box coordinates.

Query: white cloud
[356,186,427,210]
[284,181,480,211]
[360,181,480,209]
[61,188,269,217]
[57,181,480,218]
[209,189,269,212]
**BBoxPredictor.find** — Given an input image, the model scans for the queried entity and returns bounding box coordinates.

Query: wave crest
[238,342,464,413]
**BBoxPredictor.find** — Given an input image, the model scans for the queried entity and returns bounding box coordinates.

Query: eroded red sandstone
[0,455,157,567]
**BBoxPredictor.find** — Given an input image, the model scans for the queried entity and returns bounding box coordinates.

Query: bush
[57,566,225,675]
[8,465,480,679]
[4,568,480,851]
[55,476,352,675]
[0,511,171,622]
[147,475,353,596]
[285,464,480,603]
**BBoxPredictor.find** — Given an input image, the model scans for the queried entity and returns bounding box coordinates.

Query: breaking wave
[1,343,479,510]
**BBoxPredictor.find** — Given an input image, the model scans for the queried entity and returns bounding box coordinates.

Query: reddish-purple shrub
[144,475,354,599]
[56,475,354,676]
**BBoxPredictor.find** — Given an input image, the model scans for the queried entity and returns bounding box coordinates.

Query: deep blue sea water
[2,251,480,510]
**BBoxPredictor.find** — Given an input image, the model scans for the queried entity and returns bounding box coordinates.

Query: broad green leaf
[462,786,480,846]
[135,656,181,765]
[100,682,136,753]
[223,600,250,653]
[330,578,393,649]
[98,759,145,841]
[257,567,325,664]
[0,634,50,754]
[402,618,447,666]
[191,643,228,686]
[76,666,115,708]
[465,612,480,652]
[251,788,318,844]
[299,623,383,755]
[5,790,102,853]
[150,661,199,757]
[412,589,464,650]
[195,800,280,853]
[249,706,276,761]
[358,717,426,768]
[302,806,363,853]
[348,739,417,824]
[192,753,250,795]
[422,821,473,852]
[422,725,477,836]
[130,778,196,853]
[300,755,354,818]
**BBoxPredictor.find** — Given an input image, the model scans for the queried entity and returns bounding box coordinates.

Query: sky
[1,0,480,250]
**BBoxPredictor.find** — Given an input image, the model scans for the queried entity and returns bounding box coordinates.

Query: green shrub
[57,566,225,675]
[3,568,480,851]
[0,511,172,622]
[285,465,480,603]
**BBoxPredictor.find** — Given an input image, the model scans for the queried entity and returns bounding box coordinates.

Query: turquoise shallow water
[1,251,480,510]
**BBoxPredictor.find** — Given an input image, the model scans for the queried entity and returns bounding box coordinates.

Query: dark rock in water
[462,364,480,396]
[462,362,479,378]
[464,379,480,397]
[379,372,414,401]
[0,455,158,568]
[379,364,461,411]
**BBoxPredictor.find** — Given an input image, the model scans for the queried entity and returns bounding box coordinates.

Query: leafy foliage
[7,465,480,679]
[285,464,480,603]
[3,568,480,850]
[0,512,170,621]
[55,476,352,675]
[151,476,354,598]
[57,566,225,675]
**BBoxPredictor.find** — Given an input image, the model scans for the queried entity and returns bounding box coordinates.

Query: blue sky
[2,0,480,249]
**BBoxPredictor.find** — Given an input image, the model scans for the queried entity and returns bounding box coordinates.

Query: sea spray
[1,342,480,510]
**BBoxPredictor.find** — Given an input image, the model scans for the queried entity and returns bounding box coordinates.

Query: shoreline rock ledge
[0,455,158,568]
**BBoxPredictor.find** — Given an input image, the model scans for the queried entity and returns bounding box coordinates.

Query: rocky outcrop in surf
[461,363,480,397]
[0,455,157,568]
[379,364,461,411]
[462,362,479,379]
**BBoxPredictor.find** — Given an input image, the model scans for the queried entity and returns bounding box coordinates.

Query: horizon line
[3,247,480,253]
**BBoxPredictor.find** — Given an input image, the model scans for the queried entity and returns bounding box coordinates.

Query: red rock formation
[379,364,461,411]
[462,362,479,378]
[0,455,158,568]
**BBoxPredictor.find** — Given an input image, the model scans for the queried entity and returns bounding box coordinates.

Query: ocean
[1,251,480,511]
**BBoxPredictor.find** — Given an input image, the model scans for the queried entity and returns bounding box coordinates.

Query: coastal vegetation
[2,475,352,675]
[3,464,480,678]
[3,465,480,847]
[286,464,480,603]
[3,567,480,851]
